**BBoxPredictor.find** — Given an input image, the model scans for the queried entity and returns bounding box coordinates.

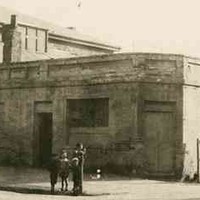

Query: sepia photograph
[0,0,199,199]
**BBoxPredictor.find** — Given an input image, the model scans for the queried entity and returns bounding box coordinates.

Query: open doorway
[34,112,52,167]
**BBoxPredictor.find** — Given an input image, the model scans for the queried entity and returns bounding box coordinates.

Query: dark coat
[59,158,70,178]
[48,156,60,185]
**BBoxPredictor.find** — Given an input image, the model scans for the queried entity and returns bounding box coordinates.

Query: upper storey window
[18,25,47,53]
[25,27,28,50]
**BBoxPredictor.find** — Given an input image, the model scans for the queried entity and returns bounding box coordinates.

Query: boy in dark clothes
[73,143,86,194]
[47,154,60,194]
[71,157,81,196]
[58,152,70,191]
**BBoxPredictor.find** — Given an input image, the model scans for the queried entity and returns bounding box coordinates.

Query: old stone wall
[182,57,200,179]
[0,41,3,63]
[0,53,184,176]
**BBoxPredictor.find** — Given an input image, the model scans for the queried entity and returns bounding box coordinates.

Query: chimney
[10,14,17,28]
[2,15,22,63]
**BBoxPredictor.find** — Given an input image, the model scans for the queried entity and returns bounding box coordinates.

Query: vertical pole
[80,155,84,194]
[197,138,199,183]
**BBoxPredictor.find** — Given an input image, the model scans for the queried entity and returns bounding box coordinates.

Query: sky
[0,0,200,56]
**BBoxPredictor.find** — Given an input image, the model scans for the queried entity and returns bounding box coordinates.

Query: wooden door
[144,111,174,174]
[34,112,52,167]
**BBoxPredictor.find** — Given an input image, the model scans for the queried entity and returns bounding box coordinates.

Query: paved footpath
[0,167,200,200]
[2,179,200,200]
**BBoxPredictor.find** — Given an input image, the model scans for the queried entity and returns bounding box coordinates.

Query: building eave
[18,22,49,31]
[49,33,120,52]
[0,52,185,67]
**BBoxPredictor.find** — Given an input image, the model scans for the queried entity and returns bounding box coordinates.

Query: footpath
[2,167,200,200]
[0,167,53,194]
[0,166,130,195]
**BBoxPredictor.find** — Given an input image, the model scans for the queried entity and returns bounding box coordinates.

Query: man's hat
[72,157,79,162]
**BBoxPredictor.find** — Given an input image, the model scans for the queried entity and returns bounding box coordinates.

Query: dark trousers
[50,172,58,194]
[73,178,81,195]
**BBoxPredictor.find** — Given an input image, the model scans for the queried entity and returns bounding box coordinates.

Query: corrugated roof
[0,5,120,50]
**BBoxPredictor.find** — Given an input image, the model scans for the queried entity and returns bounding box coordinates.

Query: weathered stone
[0,52,197,179]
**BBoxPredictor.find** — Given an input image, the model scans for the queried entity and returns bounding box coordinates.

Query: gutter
[49,33,120,52]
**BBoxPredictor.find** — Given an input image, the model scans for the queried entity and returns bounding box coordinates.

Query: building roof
[0,5,120,51]
[5,52,186,66]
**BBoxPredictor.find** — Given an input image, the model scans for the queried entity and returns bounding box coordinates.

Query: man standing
[73,143,86,194]
[71,157,81,195]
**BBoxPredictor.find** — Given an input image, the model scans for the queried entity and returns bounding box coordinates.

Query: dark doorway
[34,112,52,167]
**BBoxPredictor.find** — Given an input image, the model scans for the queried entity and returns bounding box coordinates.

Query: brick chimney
[2,15,22,63]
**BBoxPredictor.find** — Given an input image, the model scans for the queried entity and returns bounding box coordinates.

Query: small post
[197,138,199,183]
[80,153,84,193]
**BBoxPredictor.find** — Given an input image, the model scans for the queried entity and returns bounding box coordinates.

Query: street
[1,179,200,200]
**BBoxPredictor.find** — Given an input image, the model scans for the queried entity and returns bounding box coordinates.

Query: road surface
[1,179,200,200]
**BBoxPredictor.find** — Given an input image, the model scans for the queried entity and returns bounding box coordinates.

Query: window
[37,30,47,52]
[25,27,28,50]
[18,25,47,53]
[35,29,38,52]
[67,98,109,128]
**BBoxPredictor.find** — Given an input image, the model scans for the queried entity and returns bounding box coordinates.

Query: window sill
[69,127,109,134]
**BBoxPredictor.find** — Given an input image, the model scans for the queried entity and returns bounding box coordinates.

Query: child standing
[48,154,60,194]
[59,152,70,191]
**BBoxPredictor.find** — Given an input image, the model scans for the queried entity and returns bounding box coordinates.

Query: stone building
[0,52,199,179]
[0,6,119,63]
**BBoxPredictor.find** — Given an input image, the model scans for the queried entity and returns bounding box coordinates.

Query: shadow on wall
[0,126,31,166]
[181,148,198,183]
[84,142,146,177]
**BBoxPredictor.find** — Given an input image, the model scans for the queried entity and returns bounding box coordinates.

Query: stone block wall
[0,41,3,63]
[0,53,184,177]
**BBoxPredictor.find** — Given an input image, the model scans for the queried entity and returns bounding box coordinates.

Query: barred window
[67,98,109,128]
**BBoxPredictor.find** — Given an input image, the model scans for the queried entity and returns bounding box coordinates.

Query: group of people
[48,143,86,195]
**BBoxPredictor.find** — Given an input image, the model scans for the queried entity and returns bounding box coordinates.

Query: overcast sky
[0,0,200,56]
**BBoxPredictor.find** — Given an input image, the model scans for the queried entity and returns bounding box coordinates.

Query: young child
[71,157,81,196]
[59,152,70,191]
[48,154,60,194]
